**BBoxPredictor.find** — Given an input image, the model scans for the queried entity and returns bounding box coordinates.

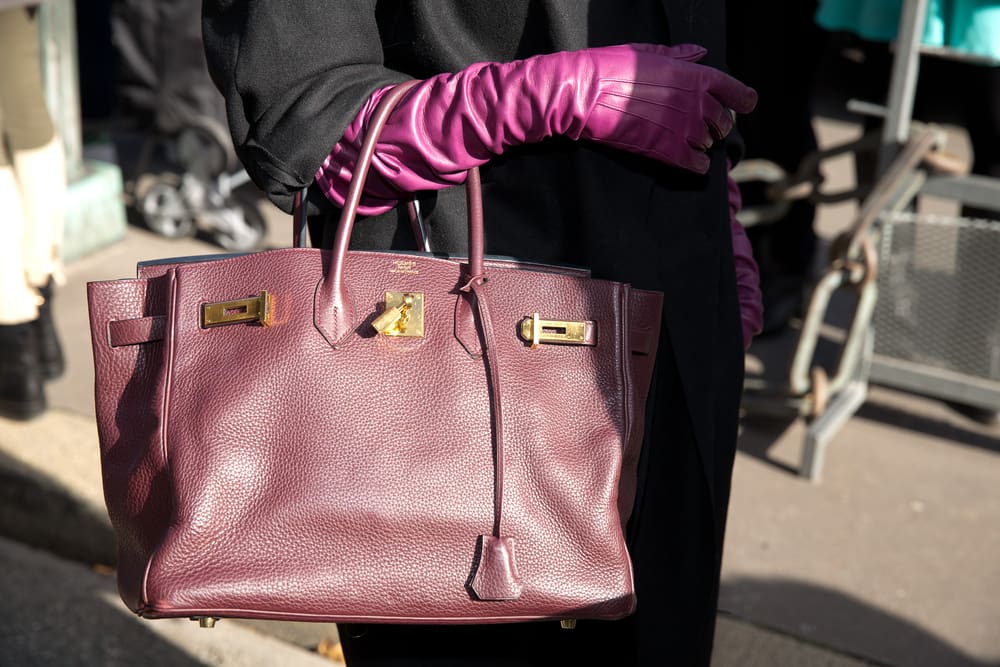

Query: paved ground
[717,90,1000,667]
[1,217,895,667]
[2,70,999,667]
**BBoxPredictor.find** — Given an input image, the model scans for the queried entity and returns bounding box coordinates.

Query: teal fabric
[816,0,1000,60]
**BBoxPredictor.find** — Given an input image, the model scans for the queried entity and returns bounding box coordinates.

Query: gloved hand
[317,43,758,214]
[727,162,763,350]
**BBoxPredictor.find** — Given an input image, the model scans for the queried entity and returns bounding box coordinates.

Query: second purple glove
[317,43,758,214]
[727,162,764,349]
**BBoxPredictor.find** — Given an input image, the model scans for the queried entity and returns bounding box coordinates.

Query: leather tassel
[470,535,523,601]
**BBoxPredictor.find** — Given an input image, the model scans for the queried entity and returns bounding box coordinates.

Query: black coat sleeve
[201,0,408,212]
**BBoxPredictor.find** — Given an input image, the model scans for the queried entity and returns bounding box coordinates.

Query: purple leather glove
[727,161,763,350]
[317,43,758,214]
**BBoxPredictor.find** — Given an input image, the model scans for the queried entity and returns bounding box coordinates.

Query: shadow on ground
[856,394,1000,456]
[0,450,116,566]
[0,538,207,667]
[720,577,995,667]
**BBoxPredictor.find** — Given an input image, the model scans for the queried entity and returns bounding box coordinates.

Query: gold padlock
[371,292,424,337]
[371,299,408,333]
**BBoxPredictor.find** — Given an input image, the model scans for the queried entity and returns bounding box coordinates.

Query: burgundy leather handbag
[87,81,663,627]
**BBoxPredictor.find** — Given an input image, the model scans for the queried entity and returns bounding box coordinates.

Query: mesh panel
[874,212,1000,381]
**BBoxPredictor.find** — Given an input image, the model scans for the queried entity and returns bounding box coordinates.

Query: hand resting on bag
[316,43,758,215]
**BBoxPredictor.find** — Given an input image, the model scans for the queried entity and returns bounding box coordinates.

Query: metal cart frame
[738,0,1000,481]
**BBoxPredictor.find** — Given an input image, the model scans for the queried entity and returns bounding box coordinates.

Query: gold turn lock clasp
[519,313,595,348]
[201,291,273,328]
[371,291,424,337]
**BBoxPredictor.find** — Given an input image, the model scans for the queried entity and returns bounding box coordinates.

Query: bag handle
[310,83,520,597]
[315,80,485,346]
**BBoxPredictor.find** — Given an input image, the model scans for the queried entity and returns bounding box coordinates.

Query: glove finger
[683,150,712,174]
[629,42,707,62]
[705,100,735,140]
[665,43,709,62]
[653,144,710,174]
[706,72,759,114]
[685,127,715,157]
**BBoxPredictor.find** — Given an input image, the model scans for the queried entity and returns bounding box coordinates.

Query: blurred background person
[0,4,67,420]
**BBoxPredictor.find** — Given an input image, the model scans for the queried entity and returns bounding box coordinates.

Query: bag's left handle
[292,188,310,248]
[294,189,426,251]
[314,80,422,347]
[313,80,486,348]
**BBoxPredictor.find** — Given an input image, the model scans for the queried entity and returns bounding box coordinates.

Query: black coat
[202,2,744,664]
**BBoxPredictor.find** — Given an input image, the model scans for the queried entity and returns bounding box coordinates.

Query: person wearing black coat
[202,2,759,664]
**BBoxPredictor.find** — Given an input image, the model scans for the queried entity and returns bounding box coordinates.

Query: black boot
[34,279,65,380]
[0,322,47,420]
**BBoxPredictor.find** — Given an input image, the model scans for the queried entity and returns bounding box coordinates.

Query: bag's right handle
[313,81,518,597]
[315,80,485,347]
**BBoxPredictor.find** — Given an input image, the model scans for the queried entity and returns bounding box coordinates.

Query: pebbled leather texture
[618,288,663,528]
[107,316,166,347]
[316,43,758,215]
[88,246,654,623]
[470,535,523,601]
[87,273,174,611]
[87,82,664,625]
